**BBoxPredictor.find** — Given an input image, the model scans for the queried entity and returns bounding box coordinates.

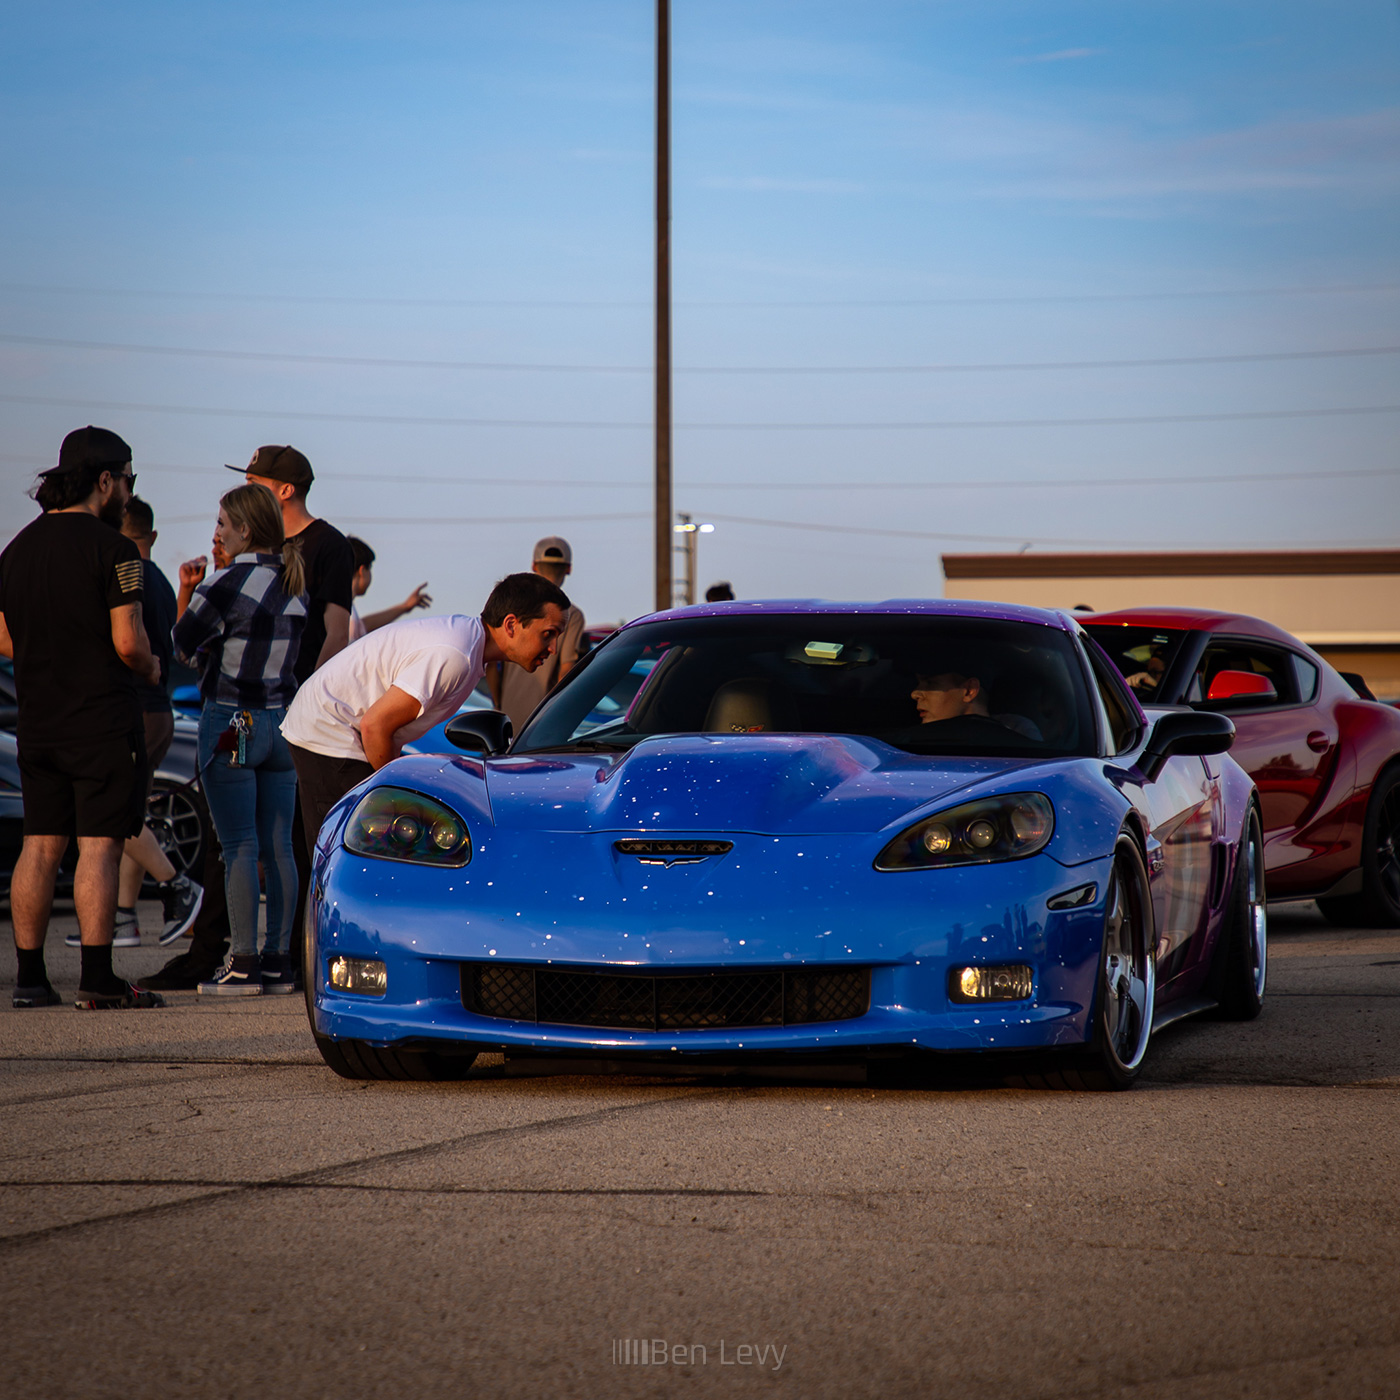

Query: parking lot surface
[1,901,1397,1399]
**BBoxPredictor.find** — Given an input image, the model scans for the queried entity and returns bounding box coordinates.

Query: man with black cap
[496,536,585,733]
[0,427,164,1009]
[232,445,355,684]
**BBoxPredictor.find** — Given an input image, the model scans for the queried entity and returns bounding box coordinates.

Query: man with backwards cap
[495,536,585,734]
[0,427,164,1009]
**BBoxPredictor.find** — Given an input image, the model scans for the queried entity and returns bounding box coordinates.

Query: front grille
[463,962,869,1032]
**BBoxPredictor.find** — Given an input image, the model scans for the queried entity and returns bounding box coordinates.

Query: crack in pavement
[0,1086,735,1251]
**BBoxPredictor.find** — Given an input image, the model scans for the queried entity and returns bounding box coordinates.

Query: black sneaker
[74,981,165,1010]
[158,874,204,945]
[259,952,299,995]
[198,953,262,996]
[12,981,62,1009]
[143,951,221,991]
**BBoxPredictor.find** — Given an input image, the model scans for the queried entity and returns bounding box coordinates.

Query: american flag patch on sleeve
[115,560,144,594]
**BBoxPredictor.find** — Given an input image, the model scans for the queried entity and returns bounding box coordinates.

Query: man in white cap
[495,536,585,733]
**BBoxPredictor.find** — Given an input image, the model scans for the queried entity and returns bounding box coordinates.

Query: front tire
[1209,806,1267,1020]
[300,898,479,1082]
[1015,835,1156,1091]
[1317,765,1400,930]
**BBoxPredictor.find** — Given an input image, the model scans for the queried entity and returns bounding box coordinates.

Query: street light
[673,513,715,607]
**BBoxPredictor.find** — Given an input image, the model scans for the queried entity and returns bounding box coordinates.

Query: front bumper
[309,833,1113,1056]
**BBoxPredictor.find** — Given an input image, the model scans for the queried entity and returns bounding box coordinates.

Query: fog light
[328,956,388,997]
[950,964,1033,1003]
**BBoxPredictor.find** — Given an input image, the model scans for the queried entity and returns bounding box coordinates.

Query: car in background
[1085,608,1400,927]
[304,600,1264,1090]
[0,658,209,897]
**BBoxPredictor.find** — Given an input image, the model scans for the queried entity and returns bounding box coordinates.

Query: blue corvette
[303,600,1266,1090]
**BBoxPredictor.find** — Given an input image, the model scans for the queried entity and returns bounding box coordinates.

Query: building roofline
[941,550,1400,580]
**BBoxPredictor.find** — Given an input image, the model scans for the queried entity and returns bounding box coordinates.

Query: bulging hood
[462,734,1044,836]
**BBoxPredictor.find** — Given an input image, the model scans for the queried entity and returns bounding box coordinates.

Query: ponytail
[280,534,306,599]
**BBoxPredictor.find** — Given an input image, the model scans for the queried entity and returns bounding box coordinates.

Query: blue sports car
[303,600,1266,1090]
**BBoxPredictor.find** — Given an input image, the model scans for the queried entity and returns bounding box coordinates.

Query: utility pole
[653,0,673,613]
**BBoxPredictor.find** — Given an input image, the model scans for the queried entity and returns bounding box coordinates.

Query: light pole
[653,0,673,613]
[673,513,715,607]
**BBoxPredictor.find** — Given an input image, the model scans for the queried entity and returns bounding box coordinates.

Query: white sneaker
[112,912,141,948]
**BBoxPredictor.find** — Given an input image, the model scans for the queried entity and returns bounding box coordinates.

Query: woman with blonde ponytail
[172,483,308,996]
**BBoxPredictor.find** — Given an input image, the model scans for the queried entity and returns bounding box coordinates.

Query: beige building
[941,550,1400,701]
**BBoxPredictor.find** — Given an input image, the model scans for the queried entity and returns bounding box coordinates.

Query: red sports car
[1085,608,1400,927]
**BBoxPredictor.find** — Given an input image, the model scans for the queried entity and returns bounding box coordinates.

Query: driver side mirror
[445,709,513,756]
[1139,709,1234,779]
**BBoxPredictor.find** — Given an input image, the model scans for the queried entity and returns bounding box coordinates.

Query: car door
[1083,640,1216,983]
[1186,637,1337,848]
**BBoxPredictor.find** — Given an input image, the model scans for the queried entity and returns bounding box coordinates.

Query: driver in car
[910,668,1040,739]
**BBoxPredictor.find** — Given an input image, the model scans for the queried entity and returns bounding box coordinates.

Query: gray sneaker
[158,874,204,945]
[112,911,141,948]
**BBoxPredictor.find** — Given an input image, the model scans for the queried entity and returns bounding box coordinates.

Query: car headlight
[875,792,1054,871]
[343,786,472,867]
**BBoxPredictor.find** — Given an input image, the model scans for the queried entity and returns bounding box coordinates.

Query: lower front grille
[462,962,870,1032]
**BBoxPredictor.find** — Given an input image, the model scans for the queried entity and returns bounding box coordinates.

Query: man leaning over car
[280,572,568,872]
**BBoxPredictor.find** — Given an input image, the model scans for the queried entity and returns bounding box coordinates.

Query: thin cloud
[698,175,867,195]
[1015,47,1106,65]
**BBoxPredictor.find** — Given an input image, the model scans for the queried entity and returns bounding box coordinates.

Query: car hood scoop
[481,734,1032,836]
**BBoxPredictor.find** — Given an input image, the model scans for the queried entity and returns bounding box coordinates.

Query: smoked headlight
[875,792,1054,871]
[343,786,471,867]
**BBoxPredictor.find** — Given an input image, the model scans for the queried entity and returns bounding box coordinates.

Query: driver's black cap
[226,444,314,489]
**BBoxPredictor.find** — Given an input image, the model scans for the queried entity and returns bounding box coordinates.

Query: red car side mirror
[1207,670,1278,703]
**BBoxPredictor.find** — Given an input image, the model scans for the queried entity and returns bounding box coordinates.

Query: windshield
[517,615,1097,757]
[1083,624,1191,703]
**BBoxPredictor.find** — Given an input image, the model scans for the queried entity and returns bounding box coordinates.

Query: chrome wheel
[1100,846,1155,1075]
[1244,822,1268,1002]
[146,782,208,880]
[1375,780,1400,917]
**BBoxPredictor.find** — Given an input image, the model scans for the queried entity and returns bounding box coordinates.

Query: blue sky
[2,1,1397,623]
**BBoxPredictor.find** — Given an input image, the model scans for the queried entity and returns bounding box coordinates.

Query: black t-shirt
[138,558,177,713]
[0,511,145,745]
[288,517,354,686]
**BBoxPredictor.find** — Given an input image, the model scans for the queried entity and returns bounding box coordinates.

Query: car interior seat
[703,678,798,733]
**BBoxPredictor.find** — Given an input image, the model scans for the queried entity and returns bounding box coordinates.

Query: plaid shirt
[173,555,307,709]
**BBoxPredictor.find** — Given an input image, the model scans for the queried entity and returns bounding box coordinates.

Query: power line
[5,392,1400,431]
[2,279,1397,308]
[5,329,1400,374]
[703,512,1400,550]
[5,452,1391,494]
[158,510,651,528]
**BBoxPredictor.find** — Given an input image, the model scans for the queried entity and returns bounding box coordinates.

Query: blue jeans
[198,703,298,959]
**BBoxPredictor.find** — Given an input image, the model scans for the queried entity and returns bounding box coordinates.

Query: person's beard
[99,492,127,529]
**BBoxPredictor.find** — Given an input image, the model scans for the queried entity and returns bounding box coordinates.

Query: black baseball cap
[226,444,314,489]
[50,425,132,474]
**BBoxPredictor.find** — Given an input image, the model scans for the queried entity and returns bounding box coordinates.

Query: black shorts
[19,729,148,840]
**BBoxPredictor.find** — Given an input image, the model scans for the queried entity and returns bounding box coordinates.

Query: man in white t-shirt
[282,571,569,863]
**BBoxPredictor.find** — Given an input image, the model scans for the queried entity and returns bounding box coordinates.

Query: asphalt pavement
[1,900,1397,1400]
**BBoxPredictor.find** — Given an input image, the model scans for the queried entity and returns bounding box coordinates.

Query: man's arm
[111,602,160,688]
[358,685,422,769]
[316,602,351,671]
[0,612,11,660]
[361,582,432,633]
